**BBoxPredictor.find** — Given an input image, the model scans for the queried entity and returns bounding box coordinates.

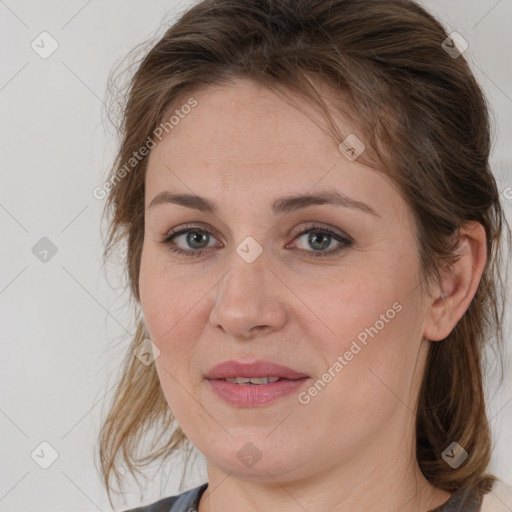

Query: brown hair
[97,0,511,506]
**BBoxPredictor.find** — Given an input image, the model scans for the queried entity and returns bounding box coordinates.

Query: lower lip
[207,378,309,406]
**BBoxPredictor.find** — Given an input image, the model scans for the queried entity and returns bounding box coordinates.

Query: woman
[97,0,512,511]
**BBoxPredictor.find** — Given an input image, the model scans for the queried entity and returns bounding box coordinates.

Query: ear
[423,221,487,342]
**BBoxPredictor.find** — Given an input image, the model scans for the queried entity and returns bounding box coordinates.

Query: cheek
[139,251,208,379]
[305,265,423,409]
[306,267,405,348]
[299,236,417,339]
[139,240,223,321]
[139,249,193,336]
[316,304,424,437]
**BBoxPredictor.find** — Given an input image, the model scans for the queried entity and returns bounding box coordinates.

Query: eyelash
[159,223,353,259]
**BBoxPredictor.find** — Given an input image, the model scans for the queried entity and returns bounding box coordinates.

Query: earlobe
[423,221,487,342]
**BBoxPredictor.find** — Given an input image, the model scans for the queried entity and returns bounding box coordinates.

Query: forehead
[145,79,405,224]
[153,79,348,167]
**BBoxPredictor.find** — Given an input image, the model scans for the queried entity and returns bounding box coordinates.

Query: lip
[205,360,310,407]
[205,360,309,380]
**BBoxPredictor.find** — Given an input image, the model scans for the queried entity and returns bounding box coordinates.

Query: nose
[209,255,288,340]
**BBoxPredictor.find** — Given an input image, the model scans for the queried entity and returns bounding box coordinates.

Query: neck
[197,410,452,512]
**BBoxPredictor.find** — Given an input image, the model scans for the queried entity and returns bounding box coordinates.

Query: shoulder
[122,483,208,512]
[480,480,512,512]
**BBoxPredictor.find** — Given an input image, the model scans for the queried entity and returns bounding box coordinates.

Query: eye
[159,223,353,258]
[160,224,220,258]
[288,225,353,258]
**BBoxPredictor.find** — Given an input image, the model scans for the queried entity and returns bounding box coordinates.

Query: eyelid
[162,222,222,244]
[163,222,351,242]
[289,222,353,243]
[160,222,353,258]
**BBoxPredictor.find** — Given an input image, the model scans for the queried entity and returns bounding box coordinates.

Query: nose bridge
[210,241,286,336]
[218,243,268,308]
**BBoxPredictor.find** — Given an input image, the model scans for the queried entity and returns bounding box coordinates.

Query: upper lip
[205,360,309,380]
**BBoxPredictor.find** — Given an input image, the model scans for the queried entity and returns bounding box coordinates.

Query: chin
[203,439,310,480]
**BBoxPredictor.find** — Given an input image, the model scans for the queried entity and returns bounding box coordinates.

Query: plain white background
[0,0,511,511]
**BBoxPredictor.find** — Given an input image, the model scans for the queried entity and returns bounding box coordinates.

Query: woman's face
[139,79,433,481]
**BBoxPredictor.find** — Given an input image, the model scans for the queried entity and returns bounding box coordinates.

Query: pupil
[310,233,329,250]
[188,232,207,248]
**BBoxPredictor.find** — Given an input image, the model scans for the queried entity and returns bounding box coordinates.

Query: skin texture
[138,78,487,512]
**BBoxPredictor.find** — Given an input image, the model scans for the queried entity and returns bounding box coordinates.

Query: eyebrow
[148,190,380,217]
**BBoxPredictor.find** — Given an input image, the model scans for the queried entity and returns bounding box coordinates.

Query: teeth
[225,376,281,385]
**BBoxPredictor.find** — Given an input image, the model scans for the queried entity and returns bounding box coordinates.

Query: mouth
[221,376,284,385]
[205,360,309,406]
[205,359,309,380]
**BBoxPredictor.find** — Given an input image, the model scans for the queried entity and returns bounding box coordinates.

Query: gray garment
[429,486,483,512]
[122,482,482,512]
[122,483,207,512]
